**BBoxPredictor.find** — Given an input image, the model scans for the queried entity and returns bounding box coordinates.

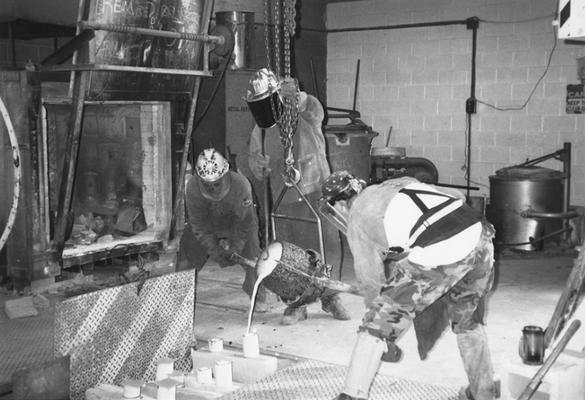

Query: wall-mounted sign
[566,84,585,113]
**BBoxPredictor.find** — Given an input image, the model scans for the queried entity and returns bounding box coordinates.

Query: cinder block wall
[326,0,585,206]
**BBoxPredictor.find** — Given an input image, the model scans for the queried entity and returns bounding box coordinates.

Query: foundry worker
[246,68,350,324]
[319,171,497,400]
[181,148,268,311]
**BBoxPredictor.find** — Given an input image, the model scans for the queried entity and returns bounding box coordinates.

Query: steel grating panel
[0,309,54,391]
[220,359,458,400]
[55,270,195,400]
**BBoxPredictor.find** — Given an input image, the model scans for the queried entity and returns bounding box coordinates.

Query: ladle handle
[231,252,362,295]
[521,210,579,219]
[229,252,256,269]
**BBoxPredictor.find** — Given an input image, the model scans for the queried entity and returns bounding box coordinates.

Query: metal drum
[215,11,255,70]
[260,241,331,302]
[488,166,564,251]
[83,0,206,99]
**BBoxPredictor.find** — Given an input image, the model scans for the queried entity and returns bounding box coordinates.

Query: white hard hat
[195,148,229,182]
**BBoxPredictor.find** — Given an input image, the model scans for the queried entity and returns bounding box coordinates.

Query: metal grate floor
[220,359,459,400]
[0,308,54,392]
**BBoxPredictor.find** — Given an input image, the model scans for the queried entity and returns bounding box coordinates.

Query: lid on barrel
[370,146,406,158]
[324,123,378,136]
[492,165,562,181]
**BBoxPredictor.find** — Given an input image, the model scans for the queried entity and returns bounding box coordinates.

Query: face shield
[318,197,348,236]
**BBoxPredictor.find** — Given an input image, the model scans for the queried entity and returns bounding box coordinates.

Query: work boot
[380,341,403,363]
[458,386,474,400]
[457,325,496,400]
[458,381,500,399]
[281,305,308,325]
[335,394,366,400]
[321,294,351,320]
[340,332,386,399]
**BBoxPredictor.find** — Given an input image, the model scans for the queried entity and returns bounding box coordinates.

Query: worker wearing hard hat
[319,171,497,400]
[180,148,268,311]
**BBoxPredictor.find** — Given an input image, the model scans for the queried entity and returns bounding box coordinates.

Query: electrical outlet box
[466,98,477,114]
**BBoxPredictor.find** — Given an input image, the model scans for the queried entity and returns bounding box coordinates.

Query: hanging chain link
[273,0,282,78]
[264,0,272,71]
[283,0,296,78]
[278,0,300,183]
[263,0,300,184]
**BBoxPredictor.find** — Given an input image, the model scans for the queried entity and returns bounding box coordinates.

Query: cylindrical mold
[215,11,255,70]
[213,360,233,387]
[208,337,224,352]
[155,358,174,381]
[196,366,213,384]
[243,332,260,358]
[488,166,563,251]
[185,372,199,388]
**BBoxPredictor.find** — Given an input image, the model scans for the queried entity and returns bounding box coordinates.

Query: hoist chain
[279,81,300,180]
[283,0,296,78]
[263,0,301,185]
[273,0,282,78]
[279,0,300,183]
[264,0,272,71]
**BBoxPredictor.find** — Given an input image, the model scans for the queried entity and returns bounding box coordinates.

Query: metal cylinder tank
[215,11,255,70]
[488,166,564,251]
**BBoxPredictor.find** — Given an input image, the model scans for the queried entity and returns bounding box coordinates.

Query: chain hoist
[263,0,272,71]
[263,0,300,185]
[273,0,281,78]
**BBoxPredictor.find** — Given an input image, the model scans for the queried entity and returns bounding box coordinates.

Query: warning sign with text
[567,84,585,114]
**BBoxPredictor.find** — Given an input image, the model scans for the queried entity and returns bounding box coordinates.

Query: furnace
[43,101,172,268]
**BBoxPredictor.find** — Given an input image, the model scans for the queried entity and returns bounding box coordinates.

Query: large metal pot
[488,166,564,251]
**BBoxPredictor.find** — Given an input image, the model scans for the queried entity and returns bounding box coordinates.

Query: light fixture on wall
[556,0,585,39]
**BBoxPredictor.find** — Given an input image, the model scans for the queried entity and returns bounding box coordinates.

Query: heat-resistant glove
[249,152,271,180]
[208,245,234,267]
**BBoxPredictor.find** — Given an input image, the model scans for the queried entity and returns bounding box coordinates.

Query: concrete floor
[0,246,582,399]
